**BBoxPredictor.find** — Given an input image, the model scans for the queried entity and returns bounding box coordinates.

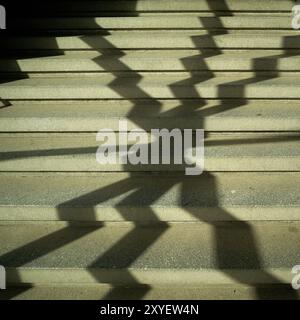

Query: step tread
[0,222,299,285]
[1,75,300,99]
[2,51,300,72]
[0,172,299,221]
[0,100,299,132]
[0,133,299,171]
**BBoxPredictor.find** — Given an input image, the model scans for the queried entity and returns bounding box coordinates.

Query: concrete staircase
[0,0,300,299]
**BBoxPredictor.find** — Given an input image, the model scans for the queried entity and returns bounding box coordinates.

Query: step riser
[1,160,298,172]
[2,33,300,50]
[9,16,294,30]
[5,268,297,286]
[3,285,299,300]
[2,85,300,99]
[1,207,299,223]
[2,55,300,72]
[2,118,299,132]
[9,0,295,13]
[2,72,300,80]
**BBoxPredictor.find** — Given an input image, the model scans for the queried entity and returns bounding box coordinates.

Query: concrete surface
[1,0,299,300]
[0,99,299,131]
[0,172,299,222]
[0,222,299,286]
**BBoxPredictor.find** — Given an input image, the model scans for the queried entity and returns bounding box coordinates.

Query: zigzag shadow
[0,0,299,300]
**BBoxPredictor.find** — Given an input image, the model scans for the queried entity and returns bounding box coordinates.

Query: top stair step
[10,0,296,16]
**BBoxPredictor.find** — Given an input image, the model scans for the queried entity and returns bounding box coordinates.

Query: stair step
[2,50,300,72]
[0,133,299,172]
[13,0,295,14]
[0,172,299,222]
[1,75,300,99]
[2,31,300,50]
[10,15,293,30]
[0,100,299,132]
[0,222,299,287]
[1,284,299,300]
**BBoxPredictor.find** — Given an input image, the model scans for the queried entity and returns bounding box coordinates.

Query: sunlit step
[1,222,299,288]
[1,75,300,99]
[0,100,299,132]
[2,50,300,72]
[2,31,300,50]
[2,284,299,300]
[23,0,296,14]
[0,172,299,222]
[10,15,294,30]
[0,133,299,171]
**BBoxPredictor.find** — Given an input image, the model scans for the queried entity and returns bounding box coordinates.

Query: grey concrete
[1,0,299,300]
[0,99,299,132]
[0,172,299,222]
[1,284,299,300]
[0,222,299,285]
[2,74,300,99]
[0,133,299,171]
[2,50,300,72]
[37,1,296,13]
[2,31,300,50]
[11,15,294,30]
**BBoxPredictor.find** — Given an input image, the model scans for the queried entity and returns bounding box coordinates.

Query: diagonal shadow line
[86,180,175,300]
[0,176,172,299]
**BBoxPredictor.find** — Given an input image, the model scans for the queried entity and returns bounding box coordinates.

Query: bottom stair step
[1,284,299,300]
[0,222,299,288]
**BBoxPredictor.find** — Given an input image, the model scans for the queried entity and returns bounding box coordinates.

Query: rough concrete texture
[0,99,299,131]
[30,1,297,13]
[2,31,300,50]
[0,222,300,286]
[2,50,300,72]
[11,15,294,30]
[1,284,300,300]
[2,74,300,99]
[0,172,299,222]
[0,133,299,171]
